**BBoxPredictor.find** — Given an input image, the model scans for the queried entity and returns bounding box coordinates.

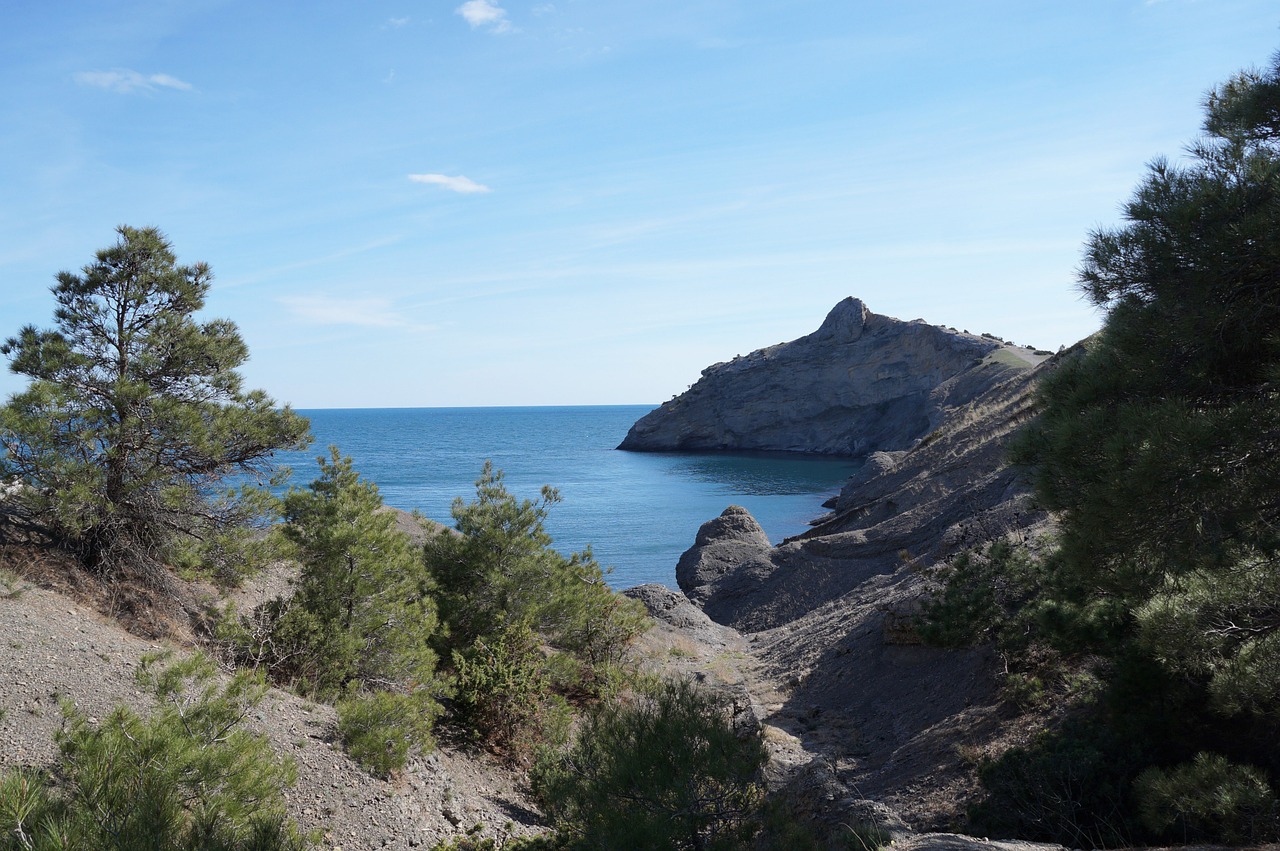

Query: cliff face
[645,354,1060,831]
[623,302,1071,832]
[678,356,1051,631]
[618,297,1012,455]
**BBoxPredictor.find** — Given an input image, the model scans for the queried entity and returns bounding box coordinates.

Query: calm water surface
[274,407,858,589]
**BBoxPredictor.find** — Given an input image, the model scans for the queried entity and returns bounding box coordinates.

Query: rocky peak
[807,296,869,344]
[618,297,1018,456]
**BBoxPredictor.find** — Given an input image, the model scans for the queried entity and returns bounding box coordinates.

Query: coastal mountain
[618,297,1047,455]
[624,298,1065,832]
[0,295,1071,848]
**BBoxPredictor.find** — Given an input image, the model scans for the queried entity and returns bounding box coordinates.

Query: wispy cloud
[279,295,428,330]
[386,16,411,27]
[456,0,513,33]
[408,173,491,194]
[73,69,193,94]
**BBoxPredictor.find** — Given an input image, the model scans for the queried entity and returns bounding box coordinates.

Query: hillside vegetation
[921,50,1280,846]
[0,232,811,848]
[3,47,1280,851]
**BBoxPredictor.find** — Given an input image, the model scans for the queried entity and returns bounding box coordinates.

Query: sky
[1,2,1277,408]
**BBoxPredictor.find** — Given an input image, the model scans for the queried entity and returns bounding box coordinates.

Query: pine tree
[0,225,310,572]
[0,654,309,850]
[1017,52,1280,690]
[999,51,1280,845]
[425,461,647,665]
[273,448,441,698]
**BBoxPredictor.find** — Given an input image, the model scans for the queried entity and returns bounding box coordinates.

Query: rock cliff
[628,302,1072,832]
[618,297,1034,455]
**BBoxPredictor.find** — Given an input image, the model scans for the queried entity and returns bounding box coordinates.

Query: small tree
[425,462,647,668]
[0,225,310,572]
[533,677,767,850]
[0,653,309,850]
[424,464,647,757]
[219,450,444,774]
[225,449,443,698]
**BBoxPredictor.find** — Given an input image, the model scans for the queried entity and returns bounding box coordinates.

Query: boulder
[624,583,740,648]
[674,505,772,603]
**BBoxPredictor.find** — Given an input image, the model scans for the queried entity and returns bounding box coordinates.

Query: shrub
[968,718,1142,848]
[337,689,439,778]
[426,463,648,676]
[916,539,1043,650]
[426,464,648,756]
[0,653,309,850]
[452,622,571,761]
[219,450,445,702]
[532,677,767,850]
[1135,752,1279,843]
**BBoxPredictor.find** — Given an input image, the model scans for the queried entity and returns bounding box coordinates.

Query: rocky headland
[618,296,1048,456]
[622,297,1065,837]
[0,297,1070,849]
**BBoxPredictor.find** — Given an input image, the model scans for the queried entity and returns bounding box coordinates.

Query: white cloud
[408,173,491,194]
[456,0,512,33]
[279,295,420,329]
[73,69,193,94]
[387,16,411,27]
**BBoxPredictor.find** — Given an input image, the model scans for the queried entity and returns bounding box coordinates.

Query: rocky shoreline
[2,297,1069,849]
[617,298,1061,836]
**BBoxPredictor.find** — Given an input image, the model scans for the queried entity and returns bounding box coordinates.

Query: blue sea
[272,406,859,589]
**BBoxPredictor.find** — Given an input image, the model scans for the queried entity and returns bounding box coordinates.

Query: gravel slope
[0,576,544,850]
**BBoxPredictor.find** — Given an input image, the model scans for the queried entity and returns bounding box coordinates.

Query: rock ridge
[618,297,1036,456]
[651,321,1075,833]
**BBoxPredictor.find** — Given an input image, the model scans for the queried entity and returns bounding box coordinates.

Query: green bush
[426,463,649,676]
[219,450,445,700]
[0,653,309,850]
[532,677,767,850]
[451,622,571,761]
[425,464,648,756]
[337,689,439,778]
[916,539,1043,650]
[969,718,1143,848]
[1135,752,1279,844]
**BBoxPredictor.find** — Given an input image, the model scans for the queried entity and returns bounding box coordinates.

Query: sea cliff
[618,297,1043,456]
[623,298,1065,832]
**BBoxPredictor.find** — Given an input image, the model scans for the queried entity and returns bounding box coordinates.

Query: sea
[272,406,860,590]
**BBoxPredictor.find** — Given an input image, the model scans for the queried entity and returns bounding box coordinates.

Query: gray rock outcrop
[636,318,1074,831]
[618,297,1011,455]
[623,582,745,651]
[674,505,773,604]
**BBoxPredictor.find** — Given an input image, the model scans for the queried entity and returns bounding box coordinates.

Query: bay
[274,406,859,589]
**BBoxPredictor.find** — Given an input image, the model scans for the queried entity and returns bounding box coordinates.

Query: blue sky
[1,2,1276,408]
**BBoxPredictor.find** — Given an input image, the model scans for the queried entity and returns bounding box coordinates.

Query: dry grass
[0,533,207,644]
